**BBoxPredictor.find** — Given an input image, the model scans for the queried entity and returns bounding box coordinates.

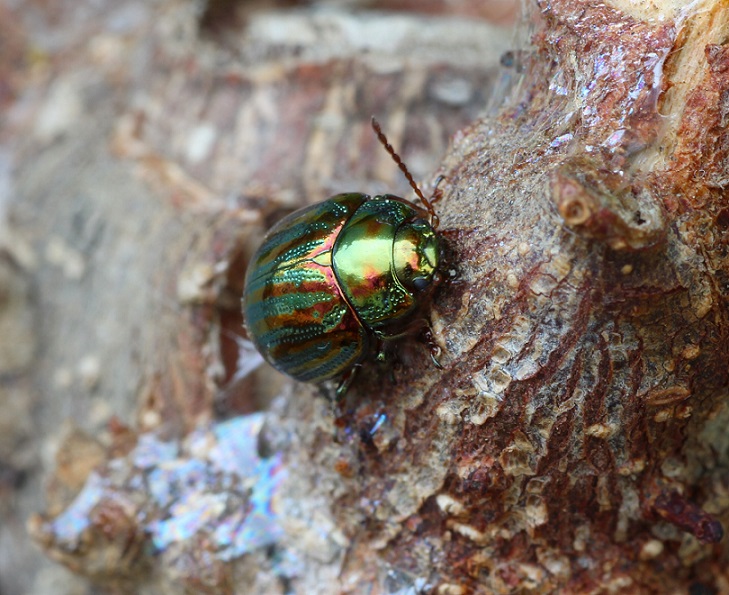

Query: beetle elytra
[242,118,443,396]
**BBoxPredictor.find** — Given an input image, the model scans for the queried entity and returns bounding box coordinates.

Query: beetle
[242,117,442,397]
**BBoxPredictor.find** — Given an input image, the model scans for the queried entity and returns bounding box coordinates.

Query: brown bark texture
[2,0,729,593]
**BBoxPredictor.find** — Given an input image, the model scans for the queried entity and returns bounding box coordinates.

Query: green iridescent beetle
[242,118,442,395]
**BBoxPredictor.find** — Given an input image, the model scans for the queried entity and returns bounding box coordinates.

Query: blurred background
[0,1,517,593]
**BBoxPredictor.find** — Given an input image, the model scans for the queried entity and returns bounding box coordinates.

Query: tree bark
[5,0,729,593]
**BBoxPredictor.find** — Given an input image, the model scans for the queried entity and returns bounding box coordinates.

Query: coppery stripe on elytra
[262,317,349,350]
[246,290,335,322]
[254,263,357,342]
[253,199,363,283]
[299,341,362,380]
[266,293,353,330]
[251,238,331,281]
[267,230,339,265]
[268,261,332,285]
[273,325,365,380]
[256,202,350,256]
[268,303,352,333]
[268,314,365,380]
[256,267,326,295]
[254,195,366,269]
[263,262,335,297]
[246,285,333,322]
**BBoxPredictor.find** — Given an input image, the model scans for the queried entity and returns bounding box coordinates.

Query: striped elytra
[242,117,442,394]
[244,193,371,383]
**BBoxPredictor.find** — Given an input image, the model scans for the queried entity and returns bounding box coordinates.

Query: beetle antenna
[371,117,438,224]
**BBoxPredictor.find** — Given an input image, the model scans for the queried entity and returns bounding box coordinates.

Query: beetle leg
[375,320,444,369]
[375,326,418,342]
[335,364,360,401]
[375,318,431,341]
[374,341,400,383]
[421,325,444,369]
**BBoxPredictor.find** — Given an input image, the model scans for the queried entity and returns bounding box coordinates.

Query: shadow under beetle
[242,118,443,397]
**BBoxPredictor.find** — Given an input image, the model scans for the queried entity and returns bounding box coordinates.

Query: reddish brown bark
[369,1,729,591]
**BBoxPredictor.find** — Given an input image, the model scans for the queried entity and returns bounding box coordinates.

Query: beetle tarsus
[336,365,360,400]
[430,346,443,369]
[421,326,443,369]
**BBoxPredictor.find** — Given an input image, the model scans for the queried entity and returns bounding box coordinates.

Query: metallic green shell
[332,195,434,333]
[243,192,440,386]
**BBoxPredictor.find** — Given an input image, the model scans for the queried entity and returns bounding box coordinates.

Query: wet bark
[4,0,729,593]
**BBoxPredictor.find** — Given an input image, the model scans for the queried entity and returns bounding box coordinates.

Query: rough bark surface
[0,0,510,593]
[3,0,729,593]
